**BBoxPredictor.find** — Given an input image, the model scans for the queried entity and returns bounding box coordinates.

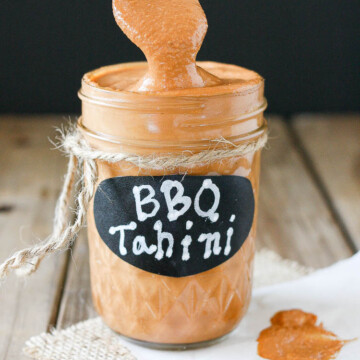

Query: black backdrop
[0,0,359,114]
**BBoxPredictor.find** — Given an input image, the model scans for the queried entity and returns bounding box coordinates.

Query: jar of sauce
[78,61,267,349]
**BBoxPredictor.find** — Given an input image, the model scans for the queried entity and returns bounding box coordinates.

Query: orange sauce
[257,309,348,360]
[79,61,266,344]
[112,0,221,92]
[79,0,267,346]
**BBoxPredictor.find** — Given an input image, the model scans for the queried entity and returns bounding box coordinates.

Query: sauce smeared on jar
[112,0,222,91]
[257,309,348,360]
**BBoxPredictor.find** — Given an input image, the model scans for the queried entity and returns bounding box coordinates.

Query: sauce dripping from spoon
[112,0,222,92]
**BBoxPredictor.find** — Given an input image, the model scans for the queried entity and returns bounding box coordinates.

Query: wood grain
[293,114,360,250]
[257,117,353,267]
[56,232,97,329]
[0,116,69,360]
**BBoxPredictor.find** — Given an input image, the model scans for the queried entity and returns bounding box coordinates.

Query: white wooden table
[0,114,359,359]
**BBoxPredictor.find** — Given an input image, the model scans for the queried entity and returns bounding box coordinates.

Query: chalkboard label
[94,175,254,277]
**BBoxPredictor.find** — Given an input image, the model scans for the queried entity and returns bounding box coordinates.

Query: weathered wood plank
[0,116,70,359]
[56,116,353,330]
[293,114,360,251]
[56,232,96,329]
[257,117,353,267]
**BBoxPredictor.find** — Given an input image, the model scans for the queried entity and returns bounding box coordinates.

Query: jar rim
[79,62,266,111]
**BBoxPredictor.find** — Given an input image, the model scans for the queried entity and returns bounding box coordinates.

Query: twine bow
[0,126,267,280]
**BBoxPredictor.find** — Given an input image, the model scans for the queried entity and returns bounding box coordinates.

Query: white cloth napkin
[124,253,360,360]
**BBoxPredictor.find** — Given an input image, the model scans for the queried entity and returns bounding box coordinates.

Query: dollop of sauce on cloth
[257,310,348,360]
[112,0,222,91]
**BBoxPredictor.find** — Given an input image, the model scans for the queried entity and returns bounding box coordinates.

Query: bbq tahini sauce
[78,0,267,348]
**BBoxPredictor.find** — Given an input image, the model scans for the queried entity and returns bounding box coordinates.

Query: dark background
[0,0,359,115]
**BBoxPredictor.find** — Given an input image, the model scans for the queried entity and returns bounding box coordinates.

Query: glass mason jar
[78,62,267,349]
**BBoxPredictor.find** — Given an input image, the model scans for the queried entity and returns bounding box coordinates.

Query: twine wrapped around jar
[0,125,267,280]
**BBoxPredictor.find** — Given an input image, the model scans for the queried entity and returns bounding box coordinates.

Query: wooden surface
[0,114,359,358]
[0,117,69,360]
